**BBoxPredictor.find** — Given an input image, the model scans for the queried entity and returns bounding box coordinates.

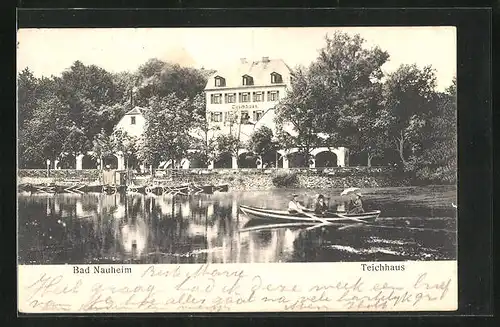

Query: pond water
[17,186,457,264]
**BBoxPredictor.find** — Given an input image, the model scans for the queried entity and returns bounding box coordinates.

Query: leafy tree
[139,94,194,171]
[92,129,115,168]
[62,124,89,158]
[112,130,139,170]
[56,61,124,140]
[190,94,218,167]
[215,134,241,161]
[26,95,72,165]
[308,32,390,162]
[415,78,457,182]
[135,59,208,104]
[274,67,322,166]
[380,64,438,170]
[17,68,38,128]
[247,126,277,165]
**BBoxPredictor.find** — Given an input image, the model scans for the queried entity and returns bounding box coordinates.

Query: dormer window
[271,72,282,84]
[214,76,226,87]
[242,75,254,86]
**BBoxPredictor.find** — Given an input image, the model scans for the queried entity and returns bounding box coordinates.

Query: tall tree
[415,78,457,182]
[139,94,194,171]
[17,68,38,128]
[190,93,218,167]
[380,64,438,170]
[308,32,390,157]
[135,58,208,104]
[274,66,322,166]
[92,129,115,168]
[25,95,72,165]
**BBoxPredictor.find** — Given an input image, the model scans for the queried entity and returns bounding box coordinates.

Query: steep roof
[204,58,292,90]
[125,106,144,115]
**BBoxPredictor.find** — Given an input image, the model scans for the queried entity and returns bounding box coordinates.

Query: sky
[17,26,456,91]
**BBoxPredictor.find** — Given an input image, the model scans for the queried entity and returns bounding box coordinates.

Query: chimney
[240,58,247,64]
[262,56,270,63]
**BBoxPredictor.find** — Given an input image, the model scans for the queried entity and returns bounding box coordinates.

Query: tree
[17,68,38,129]
[135,58,208,104]
[380,64,439,170]
[56,61,124,140]
[415,78,457,182]
[92,129,115,168]
[62,124,89,159]
[215,134,241,161]
[190,93,218,167]
[139,94,194,172]
[247,126,277,165]
[112,130,139,170]
[274,67,322,166]
[308,32,390,162]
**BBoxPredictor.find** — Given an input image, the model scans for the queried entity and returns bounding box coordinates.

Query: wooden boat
[239,204,380,224]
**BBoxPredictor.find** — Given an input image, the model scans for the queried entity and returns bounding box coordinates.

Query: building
[204,57,347,168]
[57,57,347,170]
[114,107,146,139]
[204,57,292,144]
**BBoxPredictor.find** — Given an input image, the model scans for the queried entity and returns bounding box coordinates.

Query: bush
[272,171,299,188]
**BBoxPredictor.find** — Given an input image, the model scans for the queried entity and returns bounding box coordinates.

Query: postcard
[17,26,457,313]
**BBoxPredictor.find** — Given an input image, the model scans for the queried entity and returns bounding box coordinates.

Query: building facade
[204,57,347,168]
[57,57,347,170]
[204,57,291,144]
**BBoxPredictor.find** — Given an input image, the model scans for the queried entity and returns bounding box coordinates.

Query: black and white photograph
[17,26,457,267]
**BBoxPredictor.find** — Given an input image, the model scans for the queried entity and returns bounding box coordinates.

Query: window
[225,93,236,103]
[268,91,280,101]
[214,76,226,87]
[130,116,136,125]
[211,93,222,104]
[210,112,222,122]
[271,72,283,84]
[253,110,264,121]
[239,92,250,103]
[253,92,264,102]
[240,111,250,124]
[242,75,254,86]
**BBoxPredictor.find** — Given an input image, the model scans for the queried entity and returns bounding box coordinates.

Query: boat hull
[239,204,380,224]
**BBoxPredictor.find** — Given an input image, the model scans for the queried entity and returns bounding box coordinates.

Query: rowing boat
[239,204,380,224]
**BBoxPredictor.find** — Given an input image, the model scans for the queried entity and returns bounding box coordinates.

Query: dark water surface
[18,186,457,264]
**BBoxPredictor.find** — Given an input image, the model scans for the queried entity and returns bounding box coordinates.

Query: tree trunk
[367,153,373,167]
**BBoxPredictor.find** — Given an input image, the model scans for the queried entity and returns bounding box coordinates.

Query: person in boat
[314,194,329,216]
[347,191,364,214]
[288,194,306,214]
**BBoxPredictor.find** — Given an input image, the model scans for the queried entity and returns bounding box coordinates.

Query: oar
[301,210,334,226]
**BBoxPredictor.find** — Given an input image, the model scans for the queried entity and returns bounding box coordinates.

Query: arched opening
[59,154,76,169]
[288,152,307,168]
[262,150,278,168]
[103,154,118,169]
[238,152,257,168]
[348,152,366,167]
[188,152,208,168]
[315,151,338,167]
[82,155,97,169]
[214,152,232,168]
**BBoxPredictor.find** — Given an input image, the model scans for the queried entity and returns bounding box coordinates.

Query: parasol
[340,187,361,196]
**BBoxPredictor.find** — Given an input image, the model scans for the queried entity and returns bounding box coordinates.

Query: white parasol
[340,187,361,196]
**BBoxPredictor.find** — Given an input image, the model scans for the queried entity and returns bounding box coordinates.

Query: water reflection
[17,187,457,264]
